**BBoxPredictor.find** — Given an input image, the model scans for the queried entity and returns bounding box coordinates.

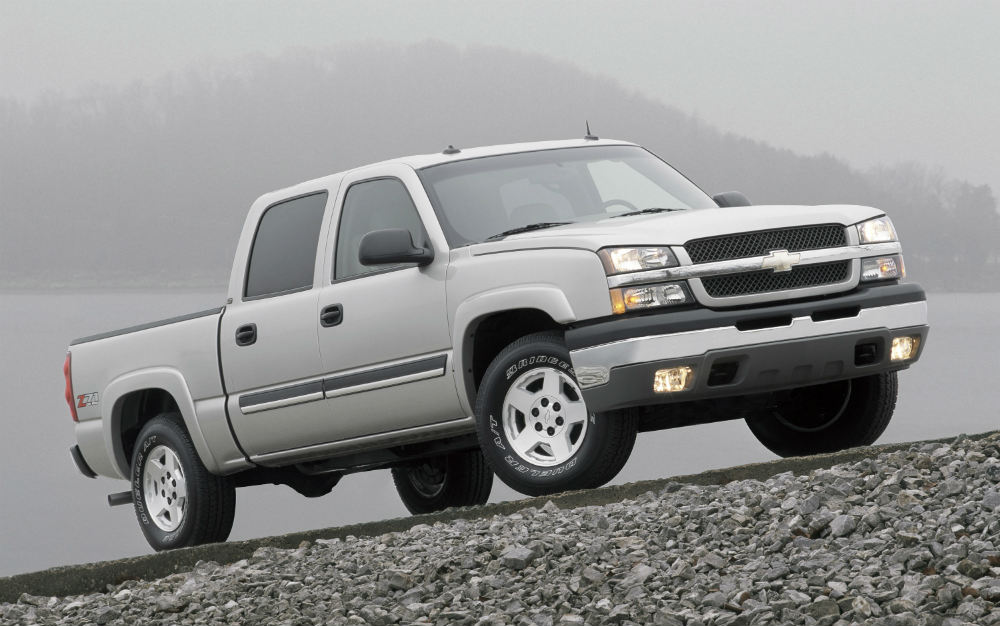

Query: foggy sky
[3,0,999,195]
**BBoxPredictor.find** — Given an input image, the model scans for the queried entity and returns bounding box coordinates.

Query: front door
[315,168,464,441]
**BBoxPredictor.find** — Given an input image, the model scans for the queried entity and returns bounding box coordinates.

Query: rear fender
[102,367,220,477]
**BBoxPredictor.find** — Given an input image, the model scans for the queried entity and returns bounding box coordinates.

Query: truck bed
[69,306,231,478]
[71,307,224,346]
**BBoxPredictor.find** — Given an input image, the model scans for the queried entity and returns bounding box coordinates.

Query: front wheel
[391,450,493,514]
[745,372,898,457]
[475,332,637,497]
[131,413,236,551]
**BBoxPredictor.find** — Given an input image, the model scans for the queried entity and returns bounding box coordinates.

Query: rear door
[219,191,334,457]
[315,165,465,440]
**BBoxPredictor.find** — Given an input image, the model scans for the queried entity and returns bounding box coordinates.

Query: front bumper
[566,283,928,413]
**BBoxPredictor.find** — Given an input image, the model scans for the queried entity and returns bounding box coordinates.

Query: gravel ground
[4,432,1000,626]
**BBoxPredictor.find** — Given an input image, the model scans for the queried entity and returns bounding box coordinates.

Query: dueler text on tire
[474,332,637,497]
[745,371,898,458]
[131,413,236,551]
[391,449,493,515]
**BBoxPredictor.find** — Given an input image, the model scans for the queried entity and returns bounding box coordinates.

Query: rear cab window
[244,192,328,299]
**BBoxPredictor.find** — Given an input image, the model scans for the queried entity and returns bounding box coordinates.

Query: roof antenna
[584,121,599,141]
[442,144,461,155]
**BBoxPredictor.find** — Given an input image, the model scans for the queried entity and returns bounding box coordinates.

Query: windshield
[417,145,717,246]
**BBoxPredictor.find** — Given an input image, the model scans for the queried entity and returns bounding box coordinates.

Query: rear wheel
[131,413,236,551]
[745,372,898,457]
[475,332,637,496]
[391,450,493,514]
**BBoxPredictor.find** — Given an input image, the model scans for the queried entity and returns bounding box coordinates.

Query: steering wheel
[602,198,639,213]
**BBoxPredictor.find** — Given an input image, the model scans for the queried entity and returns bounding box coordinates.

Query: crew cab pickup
[65,138,928,550]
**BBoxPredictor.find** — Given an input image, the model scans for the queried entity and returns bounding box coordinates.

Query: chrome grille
[701,261,850,298]
[685,225,847,264]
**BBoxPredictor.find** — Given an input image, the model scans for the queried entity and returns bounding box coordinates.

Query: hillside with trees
[1,43,996,290]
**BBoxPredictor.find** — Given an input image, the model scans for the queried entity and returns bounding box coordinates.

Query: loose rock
[3,432,999,626]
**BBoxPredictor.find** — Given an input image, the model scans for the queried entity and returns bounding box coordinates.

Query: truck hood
[470,204,884,255]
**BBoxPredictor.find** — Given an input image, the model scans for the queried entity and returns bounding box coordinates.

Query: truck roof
[385,137,637,171]
[260,137,638,204]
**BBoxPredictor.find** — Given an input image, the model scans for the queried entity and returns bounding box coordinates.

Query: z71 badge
[76,392,99,409]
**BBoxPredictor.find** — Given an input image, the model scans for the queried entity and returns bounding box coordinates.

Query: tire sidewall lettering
[132,434,158,527]
[505,354,574,381]
[488,415,505,450]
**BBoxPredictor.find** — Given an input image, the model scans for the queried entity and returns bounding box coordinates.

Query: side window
[244,192,328,299]
[335,178,427,280]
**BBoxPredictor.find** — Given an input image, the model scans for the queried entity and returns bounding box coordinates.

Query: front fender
[102,367,220,477]
[451,284,577,414]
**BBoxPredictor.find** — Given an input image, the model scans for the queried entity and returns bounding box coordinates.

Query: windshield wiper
[612,207,686,218]
[485,222,572,241]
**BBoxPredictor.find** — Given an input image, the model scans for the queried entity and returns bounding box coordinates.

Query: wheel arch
[452,286,576,414]
[102,367,220,477]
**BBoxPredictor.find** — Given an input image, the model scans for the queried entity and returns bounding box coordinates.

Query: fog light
[891,336,920,361]
[653,366,694,393]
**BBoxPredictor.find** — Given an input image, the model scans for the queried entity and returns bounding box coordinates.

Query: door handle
[320,304,343,327]
[235,323,257,346]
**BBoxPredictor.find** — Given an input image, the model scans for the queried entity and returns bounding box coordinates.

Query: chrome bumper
[567,284,928,412]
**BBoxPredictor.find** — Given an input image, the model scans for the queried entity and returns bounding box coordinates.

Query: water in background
[0,290,996,576]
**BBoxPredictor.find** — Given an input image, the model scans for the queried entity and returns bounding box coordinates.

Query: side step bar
[107,491,133,507]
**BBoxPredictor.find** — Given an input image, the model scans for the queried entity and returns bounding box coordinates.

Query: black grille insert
[685,224,847,264]
[702,261,850,298]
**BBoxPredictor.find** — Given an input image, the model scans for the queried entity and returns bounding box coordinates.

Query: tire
[745,371,898,457]
[131,413,236,551]
[391,449,493,515]
[474,332,638,497]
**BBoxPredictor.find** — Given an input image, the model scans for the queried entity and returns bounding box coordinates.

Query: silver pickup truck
[65,138,928,550]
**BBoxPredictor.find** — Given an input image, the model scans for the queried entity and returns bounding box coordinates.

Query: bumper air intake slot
[854,339,883,366]
[736,315,793,332]
[812,306,860,322]
[706,361,741,387]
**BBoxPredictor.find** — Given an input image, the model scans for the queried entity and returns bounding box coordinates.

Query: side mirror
[358,229,434,267]
[713,191,752,207]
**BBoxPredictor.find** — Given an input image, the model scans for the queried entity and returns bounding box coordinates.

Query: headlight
[857,216,898,244]
[598,247,678,275]
[610,281,691,314]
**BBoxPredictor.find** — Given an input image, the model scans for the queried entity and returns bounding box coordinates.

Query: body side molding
[237,353,450,413]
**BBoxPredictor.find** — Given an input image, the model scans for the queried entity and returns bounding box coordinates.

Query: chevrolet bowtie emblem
[760,249,801,273]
